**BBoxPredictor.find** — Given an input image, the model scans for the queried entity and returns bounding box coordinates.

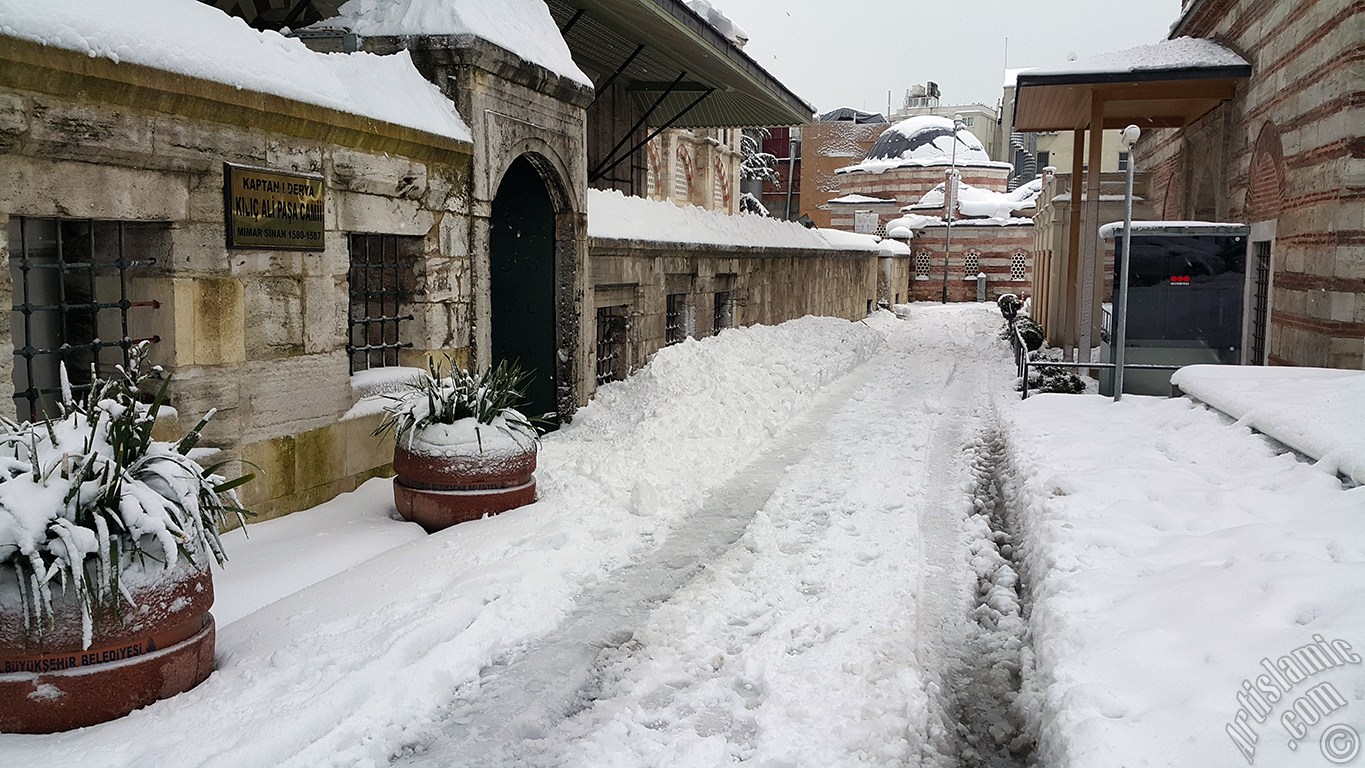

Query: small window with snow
[666,293,689,345]
[1011,252,1028,281]
[347,233,420,373]
[915,251,932,280]
[963,251,980,279]
[9,217,166,419]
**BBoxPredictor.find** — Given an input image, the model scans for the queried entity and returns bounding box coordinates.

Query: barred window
[596,305,630,386]
[964,251,981,278]
[347,234,419,373]
[713,290,734,333]
[915,251,932,280]
[1011,251,1028,281]
[665,293,689,345]
[9,218,162,419]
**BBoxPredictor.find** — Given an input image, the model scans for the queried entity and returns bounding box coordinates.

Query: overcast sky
[713,0,1183,116]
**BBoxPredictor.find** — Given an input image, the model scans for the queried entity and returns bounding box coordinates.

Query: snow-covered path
[404,304,1020,767]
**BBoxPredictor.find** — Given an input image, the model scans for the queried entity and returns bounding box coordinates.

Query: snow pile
[828,193,897,204]
[588,189,881,251]
[999,394,1365,767]
[323,0,591,87]
[1022,37,1250,79]
[1172,365,1365,485]
[0,315,886,767]
[0,0,471,142]
[909,178,1042,219]
[682,0,748,47]
[841,115,1008,174]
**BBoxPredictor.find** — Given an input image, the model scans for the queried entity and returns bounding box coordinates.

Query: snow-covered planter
[376,359,538,531]
[0,345,249,733]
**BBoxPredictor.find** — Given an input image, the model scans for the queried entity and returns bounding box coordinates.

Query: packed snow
[7,306,1361,768]
[587,189,883,252]
[0,0,471,143]
[1172,365,1365,485]
[1020,36,1250,79]
[1000,394,1365,767]
[213,481,425,627]
[323,0,591,88]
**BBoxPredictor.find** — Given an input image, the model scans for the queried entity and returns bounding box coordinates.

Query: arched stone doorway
[490,154,562,423]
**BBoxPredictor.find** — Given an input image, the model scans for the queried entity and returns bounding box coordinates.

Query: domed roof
[864,115,992,166]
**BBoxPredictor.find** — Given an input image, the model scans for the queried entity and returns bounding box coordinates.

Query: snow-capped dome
[865,115,992,166]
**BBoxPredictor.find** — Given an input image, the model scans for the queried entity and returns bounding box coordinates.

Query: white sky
[716,0,1184,115]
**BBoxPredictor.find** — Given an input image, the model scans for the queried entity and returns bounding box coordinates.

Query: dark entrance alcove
[490,155,559,423]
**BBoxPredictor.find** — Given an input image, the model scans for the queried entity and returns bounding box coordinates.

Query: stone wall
[588,238,894,377]
[0,37,476,519]
[1143,0,1364,368]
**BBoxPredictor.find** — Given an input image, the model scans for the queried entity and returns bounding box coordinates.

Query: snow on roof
[1003,67,1036,88]
[1098,220,1247,238]
[908,178,1042,220]
[1171,365,1365,485]
[828,194,898,205]
[682,0,749,47]
[1022,37,1250,79]
[0,0,471,142]
[839,115,1011,174]
[587,189,881,252]
[324,0,591,87]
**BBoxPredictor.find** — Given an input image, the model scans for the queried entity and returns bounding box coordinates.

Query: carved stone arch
[1247,121,1286,222]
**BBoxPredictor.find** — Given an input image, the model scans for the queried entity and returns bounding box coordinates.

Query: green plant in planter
[0,343,250,646]
[374,357,538,452]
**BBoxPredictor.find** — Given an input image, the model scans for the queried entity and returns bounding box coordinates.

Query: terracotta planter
[0,561,216,733]
[393,438,538,531]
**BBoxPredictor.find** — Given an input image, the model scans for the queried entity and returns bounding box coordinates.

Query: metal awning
[546,0,814,128]
[1013,38,1251,131]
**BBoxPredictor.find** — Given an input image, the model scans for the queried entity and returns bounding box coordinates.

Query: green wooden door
[491,157,558,423]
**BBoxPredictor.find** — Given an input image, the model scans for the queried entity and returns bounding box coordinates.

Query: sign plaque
[224,163,325,250]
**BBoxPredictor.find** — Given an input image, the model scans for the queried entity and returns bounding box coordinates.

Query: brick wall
[1144,0,1364,368]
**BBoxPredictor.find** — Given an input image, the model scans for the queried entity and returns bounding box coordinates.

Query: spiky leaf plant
[0,343,251,648]
[374,357,537,451]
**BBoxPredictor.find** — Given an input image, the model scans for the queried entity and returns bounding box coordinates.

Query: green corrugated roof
[547,0,813,128]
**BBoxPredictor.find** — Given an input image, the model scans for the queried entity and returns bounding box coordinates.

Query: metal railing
[1007,319,1182,401]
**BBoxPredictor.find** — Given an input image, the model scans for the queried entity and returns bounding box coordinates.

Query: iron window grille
[915,251,932,280]
[665,293,688,345]
[1250,241,1271,364]
[347,233,416,373]
[713,290,734,333]
[595,305,630,386]
[964,251,981,279]
[9,218,161,420]
[1011,252,1028,281]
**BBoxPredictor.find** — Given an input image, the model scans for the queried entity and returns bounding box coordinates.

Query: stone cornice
[0,35,473,166]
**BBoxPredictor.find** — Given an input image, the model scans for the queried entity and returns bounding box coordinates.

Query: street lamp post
[941,114,964,303]
[1113,124,1141,401]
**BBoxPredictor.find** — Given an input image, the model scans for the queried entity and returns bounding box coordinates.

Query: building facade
[1141,0,1363,368]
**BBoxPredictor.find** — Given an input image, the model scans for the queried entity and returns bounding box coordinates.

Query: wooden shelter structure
[1013,38,1250,359]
